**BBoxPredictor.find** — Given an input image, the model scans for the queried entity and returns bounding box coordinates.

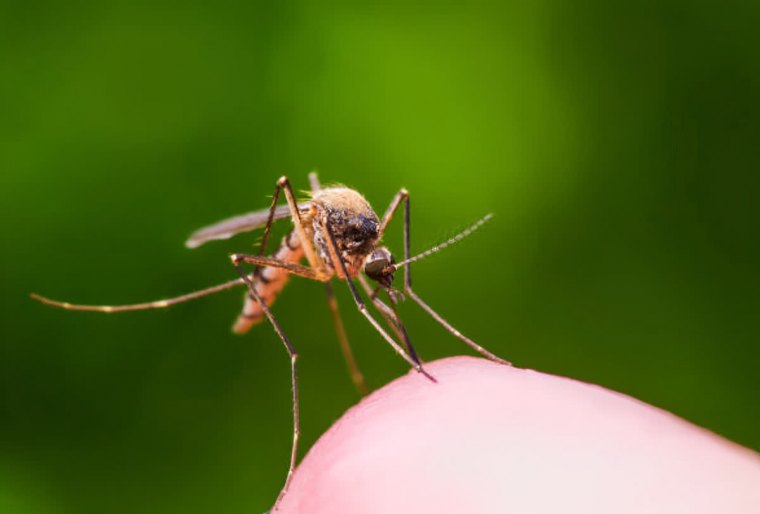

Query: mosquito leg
[324,282,369,396]
[307,172,368,395]
[378,188,409,238]
[231,258,300,511]
[406,290,510,365]
[380,290,422,364]
[400,195,511,366]
[323,222,435,382]
[30,277,248,313]
[277,176,326,276]
[230,254,328,282]
[254,180,284,277]
[357,274,406,342]
[357,274,421,365]
[376,293,422,365]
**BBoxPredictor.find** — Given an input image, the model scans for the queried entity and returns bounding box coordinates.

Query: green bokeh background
[2,2,758,513]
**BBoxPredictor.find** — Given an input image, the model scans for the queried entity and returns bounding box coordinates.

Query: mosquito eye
[347,216,378,240]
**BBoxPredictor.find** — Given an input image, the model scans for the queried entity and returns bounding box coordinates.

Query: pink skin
[277,356,760,514]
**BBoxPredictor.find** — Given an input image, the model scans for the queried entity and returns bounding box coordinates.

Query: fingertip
[278,356,760,514]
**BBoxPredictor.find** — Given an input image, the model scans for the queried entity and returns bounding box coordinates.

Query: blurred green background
[2,1,759,512]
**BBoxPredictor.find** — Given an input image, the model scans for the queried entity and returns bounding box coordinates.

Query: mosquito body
[31,172,508,511]
[228,187,384,334]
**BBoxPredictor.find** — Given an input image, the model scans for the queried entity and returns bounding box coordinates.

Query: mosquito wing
[185,202,310,249]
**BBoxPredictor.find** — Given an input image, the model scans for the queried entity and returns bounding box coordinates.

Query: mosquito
[30,172,509,510]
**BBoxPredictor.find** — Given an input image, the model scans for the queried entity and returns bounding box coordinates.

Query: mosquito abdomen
[233,229,304,334]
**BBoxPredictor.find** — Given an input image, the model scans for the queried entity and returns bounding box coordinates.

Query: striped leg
[30,277,248,313]
[231,258,300,511]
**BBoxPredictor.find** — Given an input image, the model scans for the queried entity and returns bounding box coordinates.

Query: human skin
[277,356,760,514]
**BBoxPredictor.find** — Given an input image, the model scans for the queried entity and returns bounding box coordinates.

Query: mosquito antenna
[30,276,249,313]
[392,213,493,270]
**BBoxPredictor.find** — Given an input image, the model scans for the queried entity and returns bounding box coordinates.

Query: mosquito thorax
[364,247,395,288]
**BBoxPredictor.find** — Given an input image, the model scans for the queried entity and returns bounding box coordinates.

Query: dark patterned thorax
[306,187,380,277]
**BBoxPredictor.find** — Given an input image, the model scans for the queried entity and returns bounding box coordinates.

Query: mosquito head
[364,246,396,288]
